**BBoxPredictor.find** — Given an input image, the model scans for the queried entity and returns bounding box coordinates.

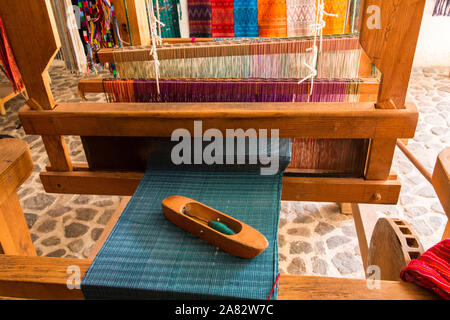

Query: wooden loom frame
[0,0,443,300]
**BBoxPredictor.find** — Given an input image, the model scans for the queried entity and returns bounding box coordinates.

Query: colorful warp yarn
[153,0,181,38]
[401,239,450,300]
[0,16,23,92]
[188,0,213,37]
[233,0,259,38]
[433,0,450,16]
[257,0,288,37]
[286,0,316,37]
[211,0,235,38]
[323,0,349,35]
[115,36,361,80]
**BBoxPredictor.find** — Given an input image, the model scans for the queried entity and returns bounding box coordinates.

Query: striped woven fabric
[286,0,316,37]
[153,0,181,38]
[234,0,259,38]
[257,0,287,37]
[400,238,450,300]
[323,0,349,35]
[81,139,290,299]
[188,0,212,37]
[211,0,234,38]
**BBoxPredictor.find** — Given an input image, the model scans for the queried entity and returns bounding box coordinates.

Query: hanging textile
[153,0,181,38]
[323,0,349,35]
[188,0,213,37]
[178,0,191,37]
[233,0,259,38]
[401,238,450,300]
[286,0,316,37]
[78,0,117,72]
[257,0,288,37]
[0,16,23,92]
[433,0,450,16]
[211,0,235,38]
[114,36,361,80]
[51,0,88,73]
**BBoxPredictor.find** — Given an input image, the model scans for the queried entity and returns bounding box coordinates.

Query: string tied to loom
[146,0,166,94]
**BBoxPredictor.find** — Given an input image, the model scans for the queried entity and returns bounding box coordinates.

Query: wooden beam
[278,274,436,300]
[19,102,418,139]
[360,0,426,109]
[77,78,381,103]
[39,167,401,204]
[0,0,60,110]
[0,255,436,300]
[113,0,151,46]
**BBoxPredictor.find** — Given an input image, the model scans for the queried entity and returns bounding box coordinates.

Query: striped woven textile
[400,238,450,300]
[188,0,212,37]
[286,0,316,37]
[257,0,287,37]
[153,0,181,38]
[81,139,290,299]
[323,0,349,35]
[211,0,234,38]
[233,0,259,38]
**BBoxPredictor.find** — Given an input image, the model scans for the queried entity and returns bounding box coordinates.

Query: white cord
[298,0,339,96]
[146,0,166,94]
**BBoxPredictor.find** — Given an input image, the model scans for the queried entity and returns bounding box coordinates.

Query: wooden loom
[1,0,446,299]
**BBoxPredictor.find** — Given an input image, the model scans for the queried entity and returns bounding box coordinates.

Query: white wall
[413,0,450,67]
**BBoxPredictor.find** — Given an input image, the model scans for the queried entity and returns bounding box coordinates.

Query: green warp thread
[208,221,235,236]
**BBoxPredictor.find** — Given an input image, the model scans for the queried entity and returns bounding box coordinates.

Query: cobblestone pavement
[0,61,448,278]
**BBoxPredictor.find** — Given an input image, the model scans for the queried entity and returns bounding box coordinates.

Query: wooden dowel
[396,140,433,184]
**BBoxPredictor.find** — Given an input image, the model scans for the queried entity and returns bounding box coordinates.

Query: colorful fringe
[234,0,259,38]
[153,0,181,38]
[0,16,23,92]
[323,0,349,35]
[433,0,450,16]
[257,0,288,37]
[401,239,450,300]
[211,0,235,38]
[188,0,212,37]
[286,0,316,37]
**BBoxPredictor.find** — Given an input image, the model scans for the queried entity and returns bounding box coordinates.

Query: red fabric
[211,0,234,38]
[0,16,23,93]
[400,238,450,299]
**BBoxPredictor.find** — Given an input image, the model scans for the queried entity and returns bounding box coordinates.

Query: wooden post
[360,0,426,109]
[0,139,36,256]
[0,0,60,110]
[113,0,151,46]
[365,138,397,181]
[41,135,73,172]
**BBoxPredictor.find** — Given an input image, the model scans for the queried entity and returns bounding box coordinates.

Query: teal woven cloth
[82,139,290,299]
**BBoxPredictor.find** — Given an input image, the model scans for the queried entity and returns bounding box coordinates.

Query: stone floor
[0,60,448,279]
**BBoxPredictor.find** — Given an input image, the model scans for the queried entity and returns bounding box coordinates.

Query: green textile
[81,138,290,299]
